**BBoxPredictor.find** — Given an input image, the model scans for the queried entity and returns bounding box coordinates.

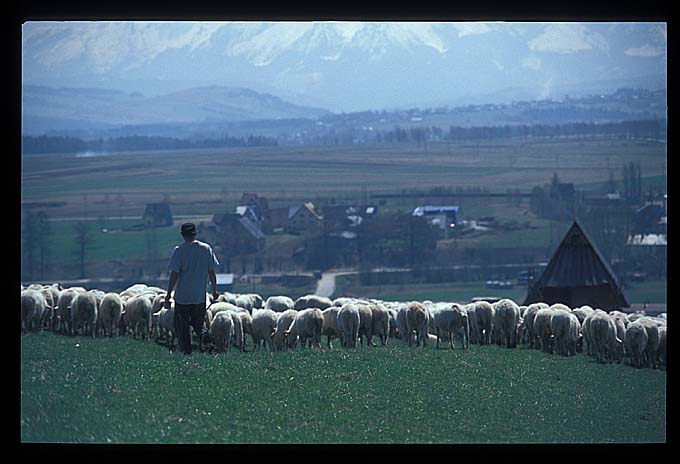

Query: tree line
[22,134,278,155]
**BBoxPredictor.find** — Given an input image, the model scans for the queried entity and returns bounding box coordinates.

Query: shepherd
[165,222,220,355]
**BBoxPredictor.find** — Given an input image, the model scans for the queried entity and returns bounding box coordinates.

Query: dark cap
[181,222,197,236]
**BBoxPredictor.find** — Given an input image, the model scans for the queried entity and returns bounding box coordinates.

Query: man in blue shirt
[165,223,220,354]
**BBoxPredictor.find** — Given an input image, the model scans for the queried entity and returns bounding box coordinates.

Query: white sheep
[152,305,176,347]
[272,309,298,351]
[294,294,333,311]
[522,303,548,349]
[589,310,623,363]
[336,304,361,348]
[209,311,234,353]
[124,295,153,340]
[432,303,469,350]
[285,308,324,349]
[264,295,295,312]
[70,291,98,337]
[321,306,341,349]
[251,309,278,351]
[99,292,124,337]
[405,302,429,348]
[217,292,238,305]
[549,308,578,356]
[624,319,648,368]
[227,310,245,352]
[655,326,667,369]
[474,301,495,346]
[637,317,661,368]
[370,304,390,347]
[21,289,46,333]
[357,304,374,346]
[533,306,557,353]
[493,299,521,348]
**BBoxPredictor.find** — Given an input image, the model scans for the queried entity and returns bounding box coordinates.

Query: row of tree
[21,134,278,155]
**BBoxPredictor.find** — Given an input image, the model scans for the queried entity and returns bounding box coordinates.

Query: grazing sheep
[655,326,667,369]
[125,295,153,340]
[209,311,234,353]
[370,304,390,346]
[533,306,556,353]
[236,310,253,348]
[217,292,238,305]
[464,303,479,345]
[285,308,324,349]
[474,301,495,346]
[433,303,469,350]
[396,306,408,341]
[54,289,82,335]
[265,295,295,312]
[405,302,429,348]
[321,306,341,349]
[208,302,242,318]
[152,305,176,347]
[637,317,661,369]
[589,310,623,363]
[272,309,298,351]
[522,303,548,349]
[386,308,398,339]
[357,305,374,346]
[550,308,578,356]
[251,309,278,351]
[37,287,56,331]
[21,289,46,333]
[99,293,124,337]
[625,320,648,368]
[294,295,333,311]
[227,310,245,352]
[70,291,98,338]
[337,304,361,348]
[493,299,521,348]
[234,295,254,313]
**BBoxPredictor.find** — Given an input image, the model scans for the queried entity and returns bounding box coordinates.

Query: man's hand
[212,290,220,302]
[164,298,172,309]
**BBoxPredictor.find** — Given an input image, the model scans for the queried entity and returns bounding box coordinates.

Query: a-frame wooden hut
[524,220,629,310]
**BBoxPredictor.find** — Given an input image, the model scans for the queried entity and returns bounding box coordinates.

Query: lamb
[264,295,295,312]
[357,304,374,346]
[493,299,520,348]
[21,289,46,333]
[124,295,153,340]
[321,306,341,349]
[370,304,390,346]
[624,320,648,368]
[216,292,238,305]
[589,310,623,363]
[251,309,278,351]
[272,309,298,351]
[99,293,124,337]
[209,311,234,353]
[70,291,98,337]
[395,305,408,341]
[294,295,333,311]
[405,302,429,348]
[285,308,324,349]
[336,304,361,348]
[433,303,469,350]
[236,310,253,347]
[474,301,495,346]
[234,294,254,313]
[386,308,398,339]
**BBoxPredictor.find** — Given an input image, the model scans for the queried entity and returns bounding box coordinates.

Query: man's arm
[208,269,218,300]
[165,271,179,307]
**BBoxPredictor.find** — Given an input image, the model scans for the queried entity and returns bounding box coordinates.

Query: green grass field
[21,332,666,443]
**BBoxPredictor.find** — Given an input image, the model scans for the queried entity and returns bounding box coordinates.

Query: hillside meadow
[20,332,666,444]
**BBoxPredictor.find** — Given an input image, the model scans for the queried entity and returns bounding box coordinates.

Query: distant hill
[21,85,330,135]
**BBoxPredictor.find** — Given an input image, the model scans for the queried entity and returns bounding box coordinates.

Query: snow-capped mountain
[22,21,667,113]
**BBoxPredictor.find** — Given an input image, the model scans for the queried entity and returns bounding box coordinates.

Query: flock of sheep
[20,282,667,370]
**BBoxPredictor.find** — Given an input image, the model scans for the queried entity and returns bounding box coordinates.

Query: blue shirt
[167,240,220,304]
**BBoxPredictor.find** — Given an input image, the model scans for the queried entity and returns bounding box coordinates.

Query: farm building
[287,202,324,234]
[142,202,173,227]
[202,213,265,257]
[412,205,461,237]
[524,220,629,310]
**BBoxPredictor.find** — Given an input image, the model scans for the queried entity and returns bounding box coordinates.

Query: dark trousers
[174,302,207,354]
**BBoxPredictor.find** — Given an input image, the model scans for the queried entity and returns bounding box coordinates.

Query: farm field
[20,332,666,444]
[21,138,667,220]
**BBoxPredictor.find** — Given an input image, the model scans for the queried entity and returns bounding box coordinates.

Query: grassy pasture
[20,332,666,444]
